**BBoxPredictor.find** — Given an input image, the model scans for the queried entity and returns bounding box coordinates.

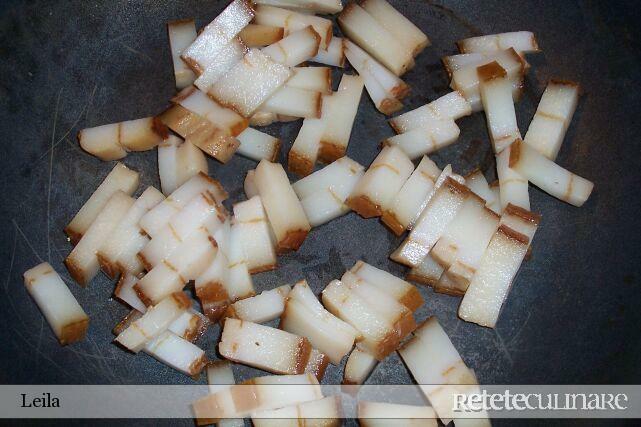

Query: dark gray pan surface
[1,1,640,425]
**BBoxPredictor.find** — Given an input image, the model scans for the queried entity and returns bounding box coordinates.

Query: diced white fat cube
[496,144,530,211]
[24,263,89,345]
[97,186,164,278]
[338,3,414,76]
[261,85,322,118]
[449,48,525,112]
[219,318,311,374]
[389,91,471,133]
[193,38,248,93]
[115,292,191,353]
[239,23,284,48]
[343,348,377,386]
[236,127,280,162]
[499,203,541,242]
[144,331,207,376]
[391,177,470,267]
[478,61,522,153]
[207,360,236,394]
[464,169,496,207]
[294,157,365,226]
[384,121,461,159]
[349,260,423,311]
[77,122,125,161]
[524,80,580,160]
[181,0,254,73]
[358,401,437,427]
[310,36,345,67]
[139,172,227,238]
[244,169,259,198]
[65,162,139,244]
[168,19,197,89]
[360,0,430,56]
[168,308,209,342]
[459,223,538,328]
[288,115,326,177]
[262,26,321,66]
[114,273,147,313]
[208,48,292,117]
[287,67,332,94]
[406,253,444,286]
[304,348,330,381]
[321,279,397,360]
[509,139,593,207]
[457,31,540,54]
[254,5,333,49]
[78,117,166,160]
[281,280,358,364]
[398,317,489,424]
[347,145,414,218]
[382,156,441,235]
[255,160,311,252]
[65,191,134,286]
[233,196,278,273]
[225,285,290,323]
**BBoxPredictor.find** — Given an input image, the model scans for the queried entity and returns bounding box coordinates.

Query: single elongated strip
[287,67,332,94]
[192,373,322,424]
[281,280,358,364]
[398,317,490,425]
[509,139,593,206]
[253,0,343,14]
[78,117,167,161]
[138,192,224,269]
[66,191,134,286]
[457,31,540,54]
[114,273,147,313]
[338,3,413,76]
[208,48,292,117]
[406,253,444,286]
[97,186,165,278]
[448,48,525,112]
[168,19,197,89]
[115,292,191,352]
[347,145,414,218]
[360,0,430,56]
[236,127,280,162]
[293,156,364,226]
[321,279,398,360]
[181,0,255,74]
[318,74,364,162]
[65,163,139,244]
[358,401,437,426]
[382,156,441,235]
[389,91,471,133]
[459,223,538,328]
[239,24,284,47]
[310,36,345,67]
[524,80,580,160]
[261,86,322,118]
[478,61,522,152]
[219,318,311,374]
[173,86,248,137]
[384,121,461,159]
[349,261,423,311]
[431,194,500,293]
[391,177,470,267]
[158,105,240,163]
[464,169,497,209]
[145,331,207,376]
[193,38,248,93]
[288,115,325,176]
[255,159,311,253]
[252,395,342,426]
[343,348,377,386]
[496,144,530,211]
[135,227,218,305]
[139,172,227,238]
[341,271,416,341]
[344,40,406,115]
[254,5,333,50]
[262,26,320,66]
[24,263,89,345]
[233,196,278,273]
[224,285,290,323]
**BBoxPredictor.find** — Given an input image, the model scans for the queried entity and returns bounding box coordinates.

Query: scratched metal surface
[1,0,640,426]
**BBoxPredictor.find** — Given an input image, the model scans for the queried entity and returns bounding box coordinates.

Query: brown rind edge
[345,195,382,219]
[276,229,310,254]
[59,317,90,345]
[380,210,406,236]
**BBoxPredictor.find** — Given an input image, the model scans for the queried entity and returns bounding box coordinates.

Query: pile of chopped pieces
[22,0,594,424]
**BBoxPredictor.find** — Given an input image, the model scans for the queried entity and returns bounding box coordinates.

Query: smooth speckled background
[1,0,640,425]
